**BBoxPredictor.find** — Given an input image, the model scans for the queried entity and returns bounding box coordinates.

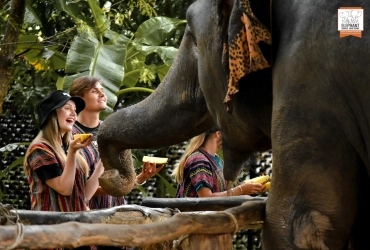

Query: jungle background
[0,0,272,249]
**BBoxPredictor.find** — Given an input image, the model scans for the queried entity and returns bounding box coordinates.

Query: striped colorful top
[176,149,227,198]
[25,142,87,212]
[73,121,125,209]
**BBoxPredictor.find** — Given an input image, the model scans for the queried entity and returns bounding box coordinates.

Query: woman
[172,126,263,197]
[69,75,163,212]
[24,90,104,211]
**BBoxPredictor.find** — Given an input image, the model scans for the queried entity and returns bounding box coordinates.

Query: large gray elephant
[98,0,273,195]
[98,0,370,249]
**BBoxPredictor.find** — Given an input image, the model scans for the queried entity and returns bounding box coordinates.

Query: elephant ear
[223,0,271,111]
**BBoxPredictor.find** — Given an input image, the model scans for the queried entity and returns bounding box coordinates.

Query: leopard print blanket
[223,0,271,110]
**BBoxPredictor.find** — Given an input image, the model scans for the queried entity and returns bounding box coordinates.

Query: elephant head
[97,0,272,196]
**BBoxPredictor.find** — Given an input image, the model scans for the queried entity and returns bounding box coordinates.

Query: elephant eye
[186,26,197,48]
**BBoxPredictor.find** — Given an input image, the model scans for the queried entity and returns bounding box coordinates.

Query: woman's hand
[239,181,263,195]
[69,134,93,152]
[135,161,166,184]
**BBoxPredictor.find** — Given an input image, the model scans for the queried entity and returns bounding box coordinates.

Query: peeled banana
[142,156,168,164]
[73,134,91,143]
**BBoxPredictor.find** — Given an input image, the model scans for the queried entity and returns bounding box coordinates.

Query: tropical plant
[8,0,186,124]
[1,0,190,200]
[0,142,30,199]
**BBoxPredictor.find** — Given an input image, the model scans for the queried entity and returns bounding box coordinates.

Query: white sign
[338,7,363,38]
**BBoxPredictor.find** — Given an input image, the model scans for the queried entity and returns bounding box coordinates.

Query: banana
[244,175,270,185]
[73,134,91,143]
[262,181,270,191]
[142,156,168,164]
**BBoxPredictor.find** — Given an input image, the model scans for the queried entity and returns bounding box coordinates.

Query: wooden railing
[0,196,266,249]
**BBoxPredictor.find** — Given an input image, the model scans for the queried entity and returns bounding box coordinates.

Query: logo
[338,7,364,38]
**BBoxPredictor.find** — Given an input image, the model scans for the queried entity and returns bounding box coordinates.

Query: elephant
[98,0,370,249]
[98,0,273,196]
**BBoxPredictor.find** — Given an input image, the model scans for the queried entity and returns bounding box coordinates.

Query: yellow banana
[262,181,270,191]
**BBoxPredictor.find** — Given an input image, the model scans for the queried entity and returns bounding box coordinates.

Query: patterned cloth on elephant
[223,0,271,109]
[176,149,227,198]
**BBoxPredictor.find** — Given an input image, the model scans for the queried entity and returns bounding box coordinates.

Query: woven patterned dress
[25,142,87,212]
[176,148,227,198]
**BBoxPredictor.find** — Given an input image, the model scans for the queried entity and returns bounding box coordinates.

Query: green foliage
[0,143,29,199]
[3,0,187,125]
[0,0,193,200]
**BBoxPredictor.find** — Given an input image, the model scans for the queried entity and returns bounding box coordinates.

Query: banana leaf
[135,17,187,46]
[62,33,126,118]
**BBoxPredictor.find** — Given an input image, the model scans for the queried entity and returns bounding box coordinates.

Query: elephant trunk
[98,28,214,196]
[98,149,135,197]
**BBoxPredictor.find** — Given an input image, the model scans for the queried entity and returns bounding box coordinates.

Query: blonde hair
[24,111,89,176]
[172,133,206,184]
[172,126,221,183]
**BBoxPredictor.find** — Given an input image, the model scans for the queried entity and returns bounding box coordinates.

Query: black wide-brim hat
[39,90,85,128]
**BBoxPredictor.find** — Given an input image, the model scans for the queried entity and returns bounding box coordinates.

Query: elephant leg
[265,103,364,249]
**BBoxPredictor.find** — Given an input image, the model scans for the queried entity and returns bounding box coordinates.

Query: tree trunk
[0,0,26,114]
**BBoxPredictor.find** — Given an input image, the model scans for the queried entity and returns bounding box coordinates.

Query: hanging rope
[0,203,25,250]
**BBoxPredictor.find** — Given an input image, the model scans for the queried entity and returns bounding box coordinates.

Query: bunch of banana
[244,175,271,191]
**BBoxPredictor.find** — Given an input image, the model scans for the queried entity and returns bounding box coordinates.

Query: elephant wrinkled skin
[98,0,370,249]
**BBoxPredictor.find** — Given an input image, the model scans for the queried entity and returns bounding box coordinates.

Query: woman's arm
[85,159,104,200]
[197,187,228,197]
[45,136,93,196]
[45,148,78,196]
[197,182,263,197]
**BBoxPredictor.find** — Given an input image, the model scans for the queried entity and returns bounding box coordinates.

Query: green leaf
[87,0,110,35]
[24,2,42,26]
[134,44,178,65]
[55,0,95,28]
[48,48,66,70]
[155,64,171,82]
[60,72,90,91]
[63,34,126,115]
[0,142,30,153]
[156,173,176,198]
[0,157,25,180]
[105,30,130,46]
[16,35,42,55]
[135,17,186,46]
[122,69,141,88]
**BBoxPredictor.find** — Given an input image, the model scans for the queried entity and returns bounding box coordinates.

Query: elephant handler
[172,126,264,197]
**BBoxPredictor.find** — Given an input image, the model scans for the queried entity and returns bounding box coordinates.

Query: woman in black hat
[24,90,104,212]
